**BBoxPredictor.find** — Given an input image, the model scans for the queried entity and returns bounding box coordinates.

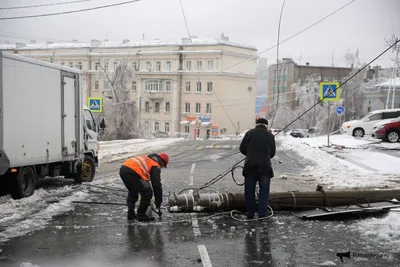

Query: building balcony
[147,91,165,100]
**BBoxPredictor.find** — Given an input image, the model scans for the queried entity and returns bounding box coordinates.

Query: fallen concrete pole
[168,189,400,212]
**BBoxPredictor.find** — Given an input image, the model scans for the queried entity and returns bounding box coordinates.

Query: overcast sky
[0,0,399,67]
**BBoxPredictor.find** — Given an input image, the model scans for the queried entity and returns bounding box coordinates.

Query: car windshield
[359,113,372,120]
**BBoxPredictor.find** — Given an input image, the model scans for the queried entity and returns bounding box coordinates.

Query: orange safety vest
[122,155,160,181]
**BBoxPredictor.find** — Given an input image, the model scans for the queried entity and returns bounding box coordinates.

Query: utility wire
[0,0,141,20]
[270,0,286,129]
[277,38,400,135]
[0,0,94,10]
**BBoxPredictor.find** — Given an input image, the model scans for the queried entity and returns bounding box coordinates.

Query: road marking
[191,213,201,237]
[232,145,238,149]
[222,145,230,148]
[190,163,196,174]
[198,245,213,267]
[214,145,222,148]
[205,145,213,148]
[196,146,203,150]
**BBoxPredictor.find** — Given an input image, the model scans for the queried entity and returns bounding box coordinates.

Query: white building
[0,36,258,138]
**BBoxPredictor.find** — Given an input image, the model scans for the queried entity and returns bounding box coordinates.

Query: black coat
[239,125,276,178]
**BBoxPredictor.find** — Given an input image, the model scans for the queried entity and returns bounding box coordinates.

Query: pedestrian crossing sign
[88,97,103,113]
[320,82,340,101]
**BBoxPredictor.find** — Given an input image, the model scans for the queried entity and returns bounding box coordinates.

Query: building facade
[267,58,352,109]
[0,37,258,137]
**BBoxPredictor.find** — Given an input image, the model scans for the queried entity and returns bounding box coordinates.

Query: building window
[146,61,151,71]
[197,60,202,70]
[74,62,82,70]
[132,61,137,71]
[145,80,164,92]
[144,121,149,130]
[69,62,73,68]
[104,62,108,70]
[165,122,170,132]
[196,81,202,93]
[185,102,190,113]
[145,101,150,112]
[165,61,171,71]
[132,81,137,91]
[155,102,160,113]
[195,103,201,114]
[165,101,170,112]
[155,122,160,131]
[95,62,100,71]
[156,61,161,71]
[274,70,277,76]
[207,82,213,93]
[206,103,212,114]
[186,81,191,92]
[186,61,192,71]
[61,62,65,66]
[184,126,190,133]
[165,81,171,92]
[94,81,99,90]
[113,62,118,70]
[207,60,213,70]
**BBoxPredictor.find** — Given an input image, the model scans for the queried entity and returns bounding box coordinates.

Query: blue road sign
[320,82,340,101]
[88,97,103,113]
[336,106,345,116]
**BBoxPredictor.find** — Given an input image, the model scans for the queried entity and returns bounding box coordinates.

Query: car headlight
[377,125,385,130]
[346,125,351,129]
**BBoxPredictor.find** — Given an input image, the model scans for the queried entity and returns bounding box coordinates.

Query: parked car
[290,129,305,138]
[372,119,400,143]
[153,131,169,138]
[372,116,400,137]
[341,108,400,137]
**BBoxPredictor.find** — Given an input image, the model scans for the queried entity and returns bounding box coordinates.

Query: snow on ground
[352,209,400,253]
[99,138,184,162]
[281,135,400,189]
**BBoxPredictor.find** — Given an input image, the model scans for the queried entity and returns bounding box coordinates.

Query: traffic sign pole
[328,101,330,147]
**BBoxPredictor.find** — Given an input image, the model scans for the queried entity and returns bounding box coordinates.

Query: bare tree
[96,58,142,140]
[385,34,400,73]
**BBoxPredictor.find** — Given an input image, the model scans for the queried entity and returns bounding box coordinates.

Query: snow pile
[300,135,379,148]
[281,136,400,189]
[353,211,400,253]
[0,188,90,243]
[99,138,184,161]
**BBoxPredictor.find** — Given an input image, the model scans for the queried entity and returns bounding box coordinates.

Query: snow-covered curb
[281,136,400,189]
[99,138,184,162]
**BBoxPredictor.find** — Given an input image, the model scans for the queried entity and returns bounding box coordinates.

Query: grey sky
[0,0,399,67]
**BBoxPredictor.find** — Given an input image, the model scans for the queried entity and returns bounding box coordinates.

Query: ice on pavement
[99,138,184,161]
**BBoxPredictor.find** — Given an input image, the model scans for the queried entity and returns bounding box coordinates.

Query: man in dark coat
[239,118,276,219]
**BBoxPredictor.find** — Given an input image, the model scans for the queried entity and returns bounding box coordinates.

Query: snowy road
[0,138,400,266]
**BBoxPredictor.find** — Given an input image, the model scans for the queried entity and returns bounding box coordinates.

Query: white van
[341,108,400,137]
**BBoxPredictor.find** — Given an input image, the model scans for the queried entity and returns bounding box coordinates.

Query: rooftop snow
[375,77,400,88]
[0,37,257,51]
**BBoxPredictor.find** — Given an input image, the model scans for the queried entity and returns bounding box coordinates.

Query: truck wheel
[74,155,96,183]
[11,167,37,199]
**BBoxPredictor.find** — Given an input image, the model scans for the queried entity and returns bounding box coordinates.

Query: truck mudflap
[0,150,10,176]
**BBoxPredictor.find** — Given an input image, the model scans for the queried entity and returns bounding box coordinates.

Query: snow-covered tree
[96,58,142,140]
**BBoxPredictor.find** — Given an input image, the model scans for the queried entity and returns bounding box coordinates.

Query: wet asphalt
[0,139,400,267]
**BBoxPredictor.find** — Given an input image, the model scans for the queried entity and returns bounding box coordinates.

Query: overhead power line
[0,0,141,20]
[0,0,94,10]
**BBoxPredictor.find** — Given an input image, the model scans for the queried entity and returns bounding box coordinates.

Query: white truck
[0,52,105,199]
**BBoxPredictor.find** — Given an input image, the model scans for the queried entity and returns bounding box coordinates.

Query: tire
[353,128,365,138]
[387,131,400,143]
[11,167,37,199]
[74,155,96,183]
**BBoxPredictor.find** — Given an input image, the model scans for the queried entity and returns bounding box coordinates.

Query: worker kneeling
[119,153,169,222]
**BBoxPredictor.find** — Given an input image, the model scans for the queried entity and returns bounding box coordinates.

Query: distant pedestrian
[239,118,276,219]
[119,153,169,222]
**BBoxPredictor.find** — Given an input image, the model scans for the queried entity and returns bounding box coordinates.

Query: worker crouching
[119,153,169,222]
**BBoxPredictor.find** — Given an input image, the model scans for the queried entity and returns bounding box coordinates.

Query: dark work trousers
[244,173,271,218]
[119,165,153,215]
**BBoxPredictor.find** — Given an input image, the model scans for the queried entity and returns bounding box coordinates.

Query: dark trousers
[244,173,271,217]
[119,165,153,215]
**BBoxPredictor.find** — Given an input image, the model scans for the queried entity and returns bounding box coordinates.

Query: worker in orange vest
[119,152,169,222]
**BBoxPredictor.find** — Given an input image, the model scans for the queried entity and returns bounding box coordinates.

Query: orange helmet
[158,153,169,167]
